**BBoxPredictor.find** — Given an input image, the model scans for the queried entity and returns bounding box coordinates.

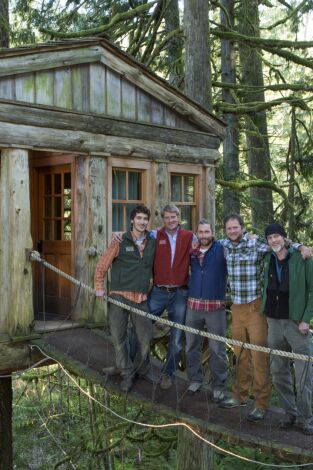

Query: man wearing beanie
[261,223,313,434]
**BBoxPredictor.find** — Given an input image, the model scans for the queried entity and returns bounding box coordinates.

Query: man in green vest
[94,205,156,392]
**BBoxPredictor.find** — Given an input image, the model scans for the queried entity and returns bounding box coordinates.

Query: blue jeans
[148,286,188,376]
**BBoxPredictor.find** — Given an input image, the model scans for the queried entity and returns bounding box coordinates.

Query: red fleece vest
[153,227,193,286]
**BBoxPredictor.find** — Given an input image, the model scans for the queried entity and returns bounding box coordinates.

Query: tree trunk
[184,0,212,110]
[238,0,273,229]
[287,108,296,239]
[220,0,240,216]
[176,427,214,470]
[0,376,13,470]
[0,0,9,48]
[164,0,183,88]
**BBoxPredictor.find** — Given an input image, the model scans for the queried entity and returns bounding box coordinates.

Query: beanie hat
[265,223,287,239]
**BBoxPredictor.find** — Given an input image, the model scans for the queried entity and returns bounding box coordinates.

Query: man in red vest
[149,204,195,389]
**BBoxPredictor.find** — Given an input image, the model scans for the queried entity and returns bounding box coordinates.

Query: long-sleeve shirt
[220,234,300,304]
[94,236,148,304]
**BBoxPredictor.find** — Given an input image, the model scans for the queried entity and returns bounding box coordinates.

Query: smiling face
[225,218,244,243]
[131,212,149,236]
[197,223,213,247]
[162,211,179,234]
[267,233,286,254]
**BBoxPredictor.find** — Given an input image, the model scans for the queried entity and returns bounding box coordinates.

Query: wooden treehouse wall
[0,63,197,132]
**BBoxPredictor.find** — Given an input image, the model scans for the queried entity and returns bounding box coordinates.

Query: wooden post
[73,156,107,323]
[153,162,169,227]
[177,427,214,470]
[0,148,33,336]
[206,165,216,227]
[0,376,13,470]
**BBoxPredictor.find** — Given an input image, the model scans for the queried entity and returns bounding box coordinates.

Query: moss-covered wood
[0,149,33,336]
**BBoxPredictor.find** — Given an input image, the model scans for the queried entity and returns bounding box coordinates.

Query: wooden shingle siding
[54,68,72,108]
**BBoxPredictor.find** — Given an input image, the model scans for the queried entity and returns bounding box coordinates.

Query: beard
[199,237,213,247]
[271,243,285,253]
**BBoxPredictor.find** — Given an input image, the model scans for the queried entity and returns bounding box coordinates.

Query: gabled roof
[0,37,226,138]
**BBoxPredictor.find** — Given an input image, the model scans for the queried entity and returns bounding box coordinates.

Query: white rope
[29,250,313,363]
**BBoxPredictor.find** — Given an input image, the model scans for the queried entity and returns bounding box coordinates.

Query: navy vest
[188,240,227,300]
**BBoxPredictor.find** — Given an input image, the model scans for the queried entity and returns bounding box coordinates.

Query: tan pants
[231,298,271,409]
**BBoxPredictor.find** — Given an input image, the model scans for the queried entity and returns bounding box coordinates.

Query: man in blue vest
[185,219,228,401]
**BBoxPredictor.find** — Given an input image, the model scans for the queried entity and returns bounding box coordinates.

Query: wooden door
[34,165,73,315]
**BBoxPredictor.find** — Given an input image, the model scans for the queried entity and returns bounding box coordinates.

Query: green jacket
[261,248,313,323]
[110,231,156,293]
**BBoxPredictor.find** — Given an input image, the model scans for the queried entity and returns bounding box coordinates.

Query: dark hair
[130,204,151,221]
[224,213,244,229]
[197,218,213,231]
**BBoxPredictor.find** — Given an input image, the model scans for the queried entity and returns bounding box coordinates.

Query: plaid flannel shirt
[220,234,270,304]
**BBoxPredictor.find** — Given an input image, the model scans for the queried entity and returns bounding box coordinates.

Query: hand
[95,290,105,300]
[299,246,312,260]
[112,232,123,244]
[248,232,257,240]
[298,321,310,335]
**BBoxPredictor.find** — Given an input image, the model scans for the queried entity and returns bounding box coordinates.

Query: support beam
[0,376,13,470]
[0,148,33,335]
[177,427,213,470]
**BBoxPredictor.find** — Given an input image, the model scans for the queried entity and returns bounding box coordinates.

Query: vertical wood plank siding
[106,67,121,116]
[35,71,54,105]
[89,63,106,114]
[0,63,198,130]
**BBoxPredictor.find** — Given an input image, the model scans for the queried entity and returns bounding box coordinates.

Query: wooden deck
[32,327,313,464]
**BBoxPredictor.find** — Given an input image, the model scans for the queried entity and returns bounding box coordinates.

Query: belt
[155,285,188,293]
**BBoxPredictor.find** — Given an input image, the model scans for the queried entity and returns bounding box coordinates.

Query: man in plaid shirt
[218,214,310,422]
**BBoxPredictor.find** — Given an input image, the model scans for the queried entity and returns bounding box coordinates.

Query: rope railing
[29,250,313,363]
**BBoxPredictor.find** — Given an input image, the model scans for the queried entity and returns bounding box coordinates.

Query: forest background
[1,0,313,468]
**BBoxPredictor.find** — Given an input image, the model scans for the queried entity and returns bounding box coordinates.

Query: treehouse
[0,37,225,350]
[1,39,313,469]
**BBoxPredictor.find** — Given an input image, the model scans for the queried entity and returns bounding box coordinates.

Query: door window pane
[113,203,124,231]
[128,172,141,200]
[170,173,196,231]
[171,175,182,201]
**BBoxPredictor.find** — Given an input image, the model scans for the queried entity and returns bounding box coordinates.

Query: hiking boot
[187,382,202,393]
[212,389,227,403]
[247,408,266,422]
[278,414,296,429]
[120,375,135,393]
[218,396,247,409]
[159,374,172,390]
[298,422,313,435]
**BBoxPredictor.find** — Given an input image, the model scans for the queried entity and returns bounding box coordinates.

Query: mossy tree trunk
[164,0,183,89]
[220,0,240,216]
[238,0,273,229]
[0,0,9,48]
[0,376,13,470]
[184,0,212,110]
[176,427,214,470]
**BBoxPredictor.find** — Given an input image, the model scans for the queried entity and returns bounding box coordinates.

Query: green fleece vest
[110,231,156,293]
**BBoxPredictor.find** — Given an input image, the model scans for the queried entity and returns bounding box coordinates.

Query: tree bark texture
[0,0,9,48]
[238,0,273,228]
[164,0,184,88]
[0,149,33,336]
[176,427,214,470]
[184,0,212,110]
[220,0,240,216]
[0,376,13,470]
